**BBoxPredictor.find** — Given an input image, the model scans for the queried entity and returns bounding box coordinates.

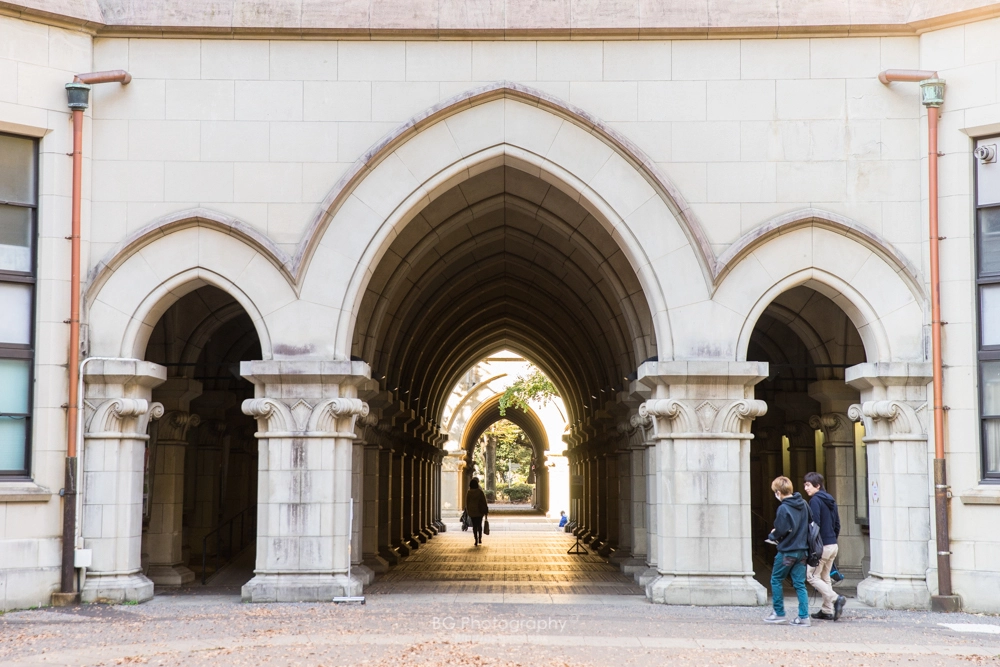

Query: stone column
[377,444,400,564]
[847,362,933,609]
[361,443,389,573]
[143,377,202,586]
[81,359,166,604]
[240,360,371,603]
[808,380,867,591]
[440,450,463,518]
[640,433,659,586]
[144,408,200,585]
[641,361,769,606]
[614,434,633,563]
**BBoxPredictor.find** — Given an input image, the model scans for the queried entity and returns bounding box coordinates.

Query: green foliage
[498,370,557,417]
[472,420,535,489]
[501,483,534,503]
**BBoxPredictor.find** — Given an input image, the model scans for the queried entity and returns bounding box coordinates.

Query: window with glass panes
[977,135,1000,481]
[0,133,37,478]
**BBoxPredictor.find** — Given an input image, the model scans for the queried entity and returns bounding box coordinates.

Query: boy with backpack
[803,472,847,621]
[763,476,812,626]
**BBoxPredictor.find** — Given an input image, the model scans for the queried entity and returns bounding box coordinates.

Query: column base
[81,572,154,604]
[146,563,196,586]
[241,573,364,603]
[352,564,375,585]
[379,547,402,565]
[363,554,391,573]
[635,567,659,588]
[857,575,931,610]
[619,557,648,576]
[646,574,767,606]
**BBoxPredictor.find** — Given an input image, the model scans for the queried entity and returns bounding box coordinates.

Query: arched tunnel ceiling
[353,165,656,428]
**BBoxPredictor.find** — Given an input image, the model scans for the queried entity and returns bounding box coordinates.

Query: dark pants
[470,516,483,543]
[771,549,809,618]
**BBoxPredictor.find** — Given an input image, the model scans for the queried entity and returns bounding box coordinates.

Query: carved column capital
[242,396,370,438]
[157,410,201,442]
[640,398,767,440]
[809,412,855,445]
[848,400,926,441]
[85,398,164,439]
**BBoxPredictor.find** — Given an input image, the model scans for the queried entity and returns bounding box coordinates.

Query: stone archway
[458,394,552,514]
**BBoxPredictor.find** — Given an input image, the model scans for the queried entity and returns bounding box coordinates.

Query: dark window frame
[0,131,38,479]
[975,132,1000,483]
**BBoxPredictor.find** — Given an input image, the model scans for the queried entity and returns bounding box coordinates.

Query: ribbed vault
[353,165,657,432]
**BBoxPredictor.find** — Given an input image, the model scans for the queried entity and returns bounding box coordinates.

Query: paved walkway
[2,594,998,666]
[365,518,644,596]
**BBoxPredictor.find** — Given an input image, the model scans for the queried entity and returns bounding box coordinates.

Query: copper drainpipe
[878,69,960,612]
[56,70,131,603]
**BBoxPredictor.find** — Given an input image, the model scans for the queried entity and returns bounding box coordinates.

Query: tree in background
[498,370,557,417]
[472,420,534,501]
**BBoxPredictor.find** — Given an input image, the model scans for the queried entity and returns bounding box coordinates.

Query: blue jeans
[771,549,808,618]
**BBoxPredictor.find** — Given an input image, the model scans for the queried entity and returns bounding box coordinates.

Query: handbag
[830,562,844,583]
[460,510,470,531]
[483,518,490,536]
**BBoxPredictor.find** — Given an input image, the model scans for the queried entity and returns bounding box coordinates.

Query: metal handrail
[201,505,256,585]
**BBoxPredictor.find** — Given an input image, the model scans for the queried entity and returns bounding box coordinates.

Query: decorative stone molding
[640,398,767,439]
[157,410,201,442]
[85,398,163,440]
[242,397,369,438]
[809,412,854,444]
[848,401,926,441]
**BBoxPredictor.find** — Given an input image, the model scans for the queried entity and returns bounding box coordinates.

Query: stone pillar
[143,377,202,586]
[240,360,371,603]
[808,380,866,590]
[391,448,410,557]
[847,363,933,609]
[615,438,633,561]
[81,359,166,604]
[642,436,659,584]
[144,408,200,585]
[362,443,389,573]
[377,444,400,564]
[641,361,769,606]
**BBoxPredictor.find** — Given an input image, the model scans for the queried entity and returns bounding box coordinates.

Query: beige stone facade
[2,0,1000,613]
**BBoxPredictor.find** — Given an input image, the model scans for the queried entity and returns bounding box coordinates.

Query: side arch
[715,214,927,363]
[85,224,298,360]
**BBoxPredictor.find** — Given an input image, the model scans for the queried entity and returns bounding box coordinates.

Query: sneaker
[790,616,811,627]
[833,595,847,621]
[811,611,834,620]
[763,612,787,624]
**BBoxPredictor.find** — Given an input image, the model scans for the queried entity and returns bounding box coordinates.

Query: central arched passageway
[350,161,659,584]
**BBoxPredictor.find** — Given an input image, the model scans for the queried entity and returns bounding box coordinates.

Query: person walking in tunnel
[803,472,847,621]
[764,476,812,626]
[466,477,489,546]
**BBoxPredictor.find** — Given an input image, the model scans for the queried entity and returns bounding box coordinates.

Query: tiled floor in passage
[365,517,645,596]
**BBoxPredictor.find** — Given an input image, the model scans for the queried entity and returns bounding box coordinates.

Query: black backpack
[806,503,824,567]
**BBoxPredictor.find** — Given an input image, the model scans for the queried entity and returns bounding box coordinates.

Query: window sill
[959,485,1000,505]
[0,481,52,502]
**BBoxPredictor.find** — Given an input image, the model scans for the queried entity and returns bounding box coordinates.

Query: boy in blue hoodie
[764,476,811,626]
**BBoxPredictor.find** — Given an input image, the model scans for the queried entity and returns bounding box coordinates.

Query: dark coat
[809,490,841,546]
[769,492,810,552]
[466,487,489,518]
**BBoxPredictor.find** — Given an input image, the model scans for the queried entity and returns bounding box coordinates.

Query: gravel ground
[1,594,998,667]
